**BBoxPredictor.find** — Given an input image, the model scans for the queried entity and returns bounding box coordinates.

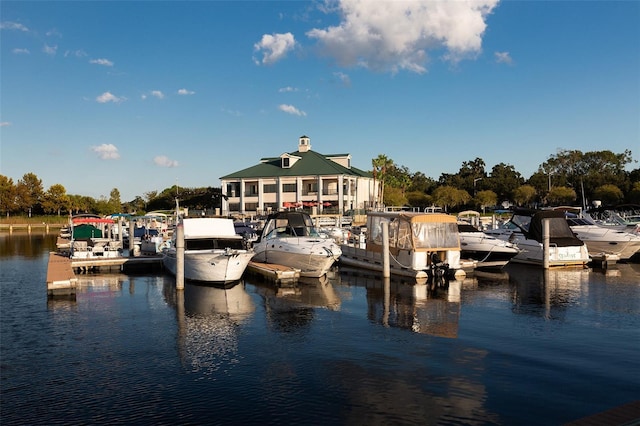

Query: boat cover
[514,209,584,247]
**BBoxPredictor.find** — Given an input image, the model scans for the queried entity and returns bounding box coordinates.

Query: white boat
[457,210,520,269]
[162,217,254,283]
[339,211,466,280]
[66,215,123,259]
[563,213,640,261]
[251,211,342,278]
[484,209,589,267]
[458,223,520,269]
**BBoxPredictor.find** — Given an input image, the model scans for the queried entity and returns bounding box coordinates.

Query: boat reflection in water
[252,274,341,332]
[505,263,592,318]
[169,281,256,375]
[337,267,462,338]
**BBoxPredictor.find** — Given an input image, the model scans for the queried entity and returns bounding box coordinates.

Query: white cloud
[151,90,165,99]
[279,86,299,93]
[253,32,296,65]
[96,92,124,103]
[0,122,12,127]
[495,51,513,65]
[221,107,242,117]
[306,0,499,74]
[0,21,29,32]
[64,49,87,58]
[333,71,351,87]
[12,48,30,55]
[177,88,195,95]
[90,58,114,67]
[91,144,120,160]
[278,104,307,116]
[42,44,57,56]
[154,156,179,168]
[46,28,62,38]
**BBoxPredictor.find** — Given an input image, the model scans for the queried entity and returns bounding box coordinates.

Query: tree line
[1,148,638,218]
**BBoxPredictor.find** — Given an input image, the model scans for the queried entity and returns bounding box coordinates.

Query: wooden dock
[46,253,78,296]
[46,252,163,297]
[246,261,300,284]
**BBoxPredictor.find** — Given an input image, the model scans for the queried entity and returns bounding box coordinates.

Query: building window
[282,183,297,193]
[263,184,277,193]
[244,202,258,211]
[226,183,240,197]
[282,158,290,168]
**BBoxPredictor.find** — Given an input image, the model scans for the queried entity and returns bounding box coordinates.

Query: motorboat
[457,210,520,269]
[251,211,342,278]
[484,208,589,267]
[457,223,520,269]
[64,214,123,259]
[339,211,466,280]
[162,217,254,283]
[563,213,640,261]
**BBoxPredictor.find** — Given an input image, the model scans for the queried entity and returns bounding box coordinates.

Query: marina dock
[246,261,301,284]
[46,252,163,297]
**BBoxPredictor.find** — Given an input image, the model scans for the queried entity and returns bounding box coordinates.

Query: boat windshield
[511,214,532,232]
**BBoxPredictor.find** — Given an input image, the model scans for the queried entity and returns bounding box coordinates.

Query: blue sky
[1,1,638,202]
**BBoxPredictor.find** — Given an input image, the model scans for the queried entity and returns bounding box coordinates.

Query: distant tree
[547,186,577,206]
[627,182,640,204]
[42,184,69,216]
[0,175,17,217]
[408,171,437,194]
[383,186,407,207]
[487,163,524,202]
[592,184,624,206]
[372,154,393,208]
[432,185,471,212]
[474,190,497,213]
[15,172,44,215]
[539,149,632,202]
[439,157,486,194]
[108,188,122,213]
[406,191,433,210]
[513,185,537,206]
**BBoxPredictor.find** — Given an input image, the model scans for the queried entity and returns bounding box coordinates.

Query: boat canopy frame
[366,212,461,253]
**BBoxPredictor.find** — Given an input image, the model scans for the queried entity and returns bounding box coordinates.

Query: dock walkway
[46,252,163,297]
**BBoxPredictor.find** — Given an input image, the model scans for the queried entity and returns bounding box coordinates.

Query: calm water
[1,233,639,425]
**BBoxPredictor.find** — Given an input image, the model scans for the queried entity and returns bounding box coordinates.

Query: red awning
[72,218,115,224]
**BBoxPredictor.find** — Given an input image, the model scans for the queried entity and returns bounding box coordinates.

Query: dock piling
[382,221,390,278]
[543,218,550,269]
[176,223,184,290]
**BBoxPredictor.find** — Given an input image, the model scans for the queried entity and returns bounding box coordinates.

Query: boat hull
[163,249,253,283]
[339,245,466,280]
[251,241,340,278]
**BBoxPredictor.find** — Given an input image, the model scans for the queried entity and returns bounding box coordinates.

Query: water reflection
[506,263,592,319]
[0,232,57,257]
[338,269,461,338]
[168,281,256,377]
[252,275,341,333]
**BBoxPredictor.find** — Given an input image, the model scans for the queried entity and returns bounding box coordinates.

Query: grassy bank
[0,215,69,225]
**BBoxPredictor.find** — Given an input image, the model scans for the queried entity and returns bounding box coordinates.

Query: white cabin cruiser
[484,209,589,267]
[162,218,254,284]
[339,211,466,280]
[252,211,342,278]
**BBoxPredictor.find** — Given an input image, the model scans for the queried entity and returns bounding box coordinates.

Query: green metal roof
[220,149,372,179]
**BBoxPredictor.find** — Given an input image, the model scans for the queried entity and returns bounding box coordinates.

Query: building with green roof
[219,135,378,215]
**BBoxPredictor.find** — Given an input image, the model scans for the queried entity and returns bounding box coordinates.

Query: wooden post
[118,219,123,245]
[128,219,135,257]
[543,218,550,269]
[382,221,390,278]
[176,223,185,290]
